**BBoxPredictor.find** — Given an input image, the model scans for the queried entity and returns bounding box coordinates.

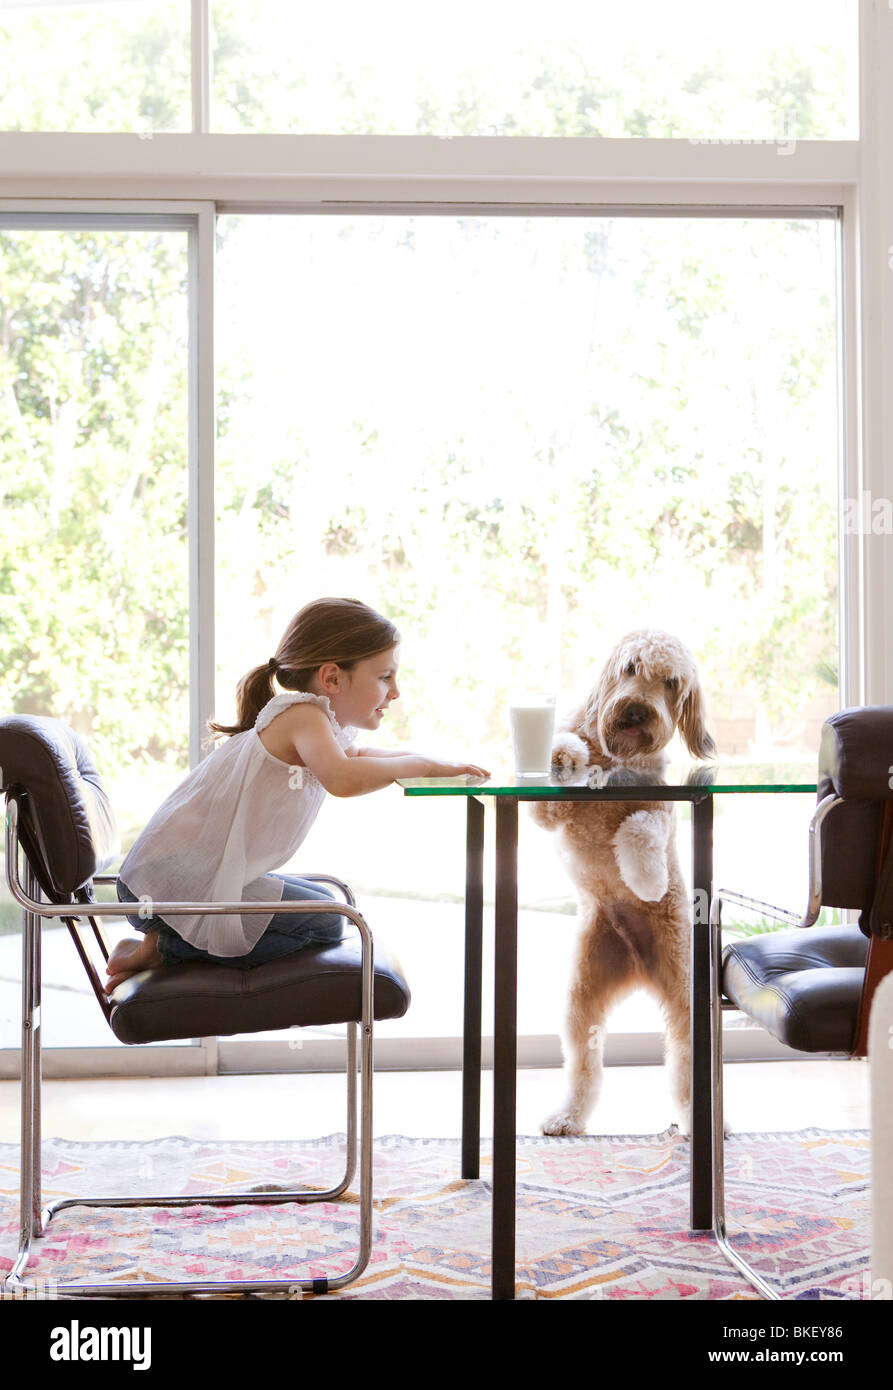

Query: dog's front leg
[612,809,670,902]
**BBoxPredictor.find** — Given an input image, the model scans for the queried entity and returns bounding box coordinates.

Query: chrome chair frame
[709,791,843,1300]
[4,794,375,1298]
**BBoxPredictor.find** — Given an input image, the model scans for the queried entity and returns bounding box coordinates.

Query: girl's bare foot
[105,930,163,994]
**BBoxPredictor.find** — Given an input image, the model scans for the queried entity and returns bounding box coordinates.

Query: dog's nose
[620,704,649,727]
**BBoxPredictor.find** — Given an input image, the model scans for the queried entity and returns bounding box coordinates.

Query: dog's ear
[678,679,716,760]
[583,685,600,741]
[583,657,617,745]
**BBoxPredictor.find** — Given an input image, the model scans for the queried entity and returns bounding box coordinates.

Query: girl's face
[322,645,401,731]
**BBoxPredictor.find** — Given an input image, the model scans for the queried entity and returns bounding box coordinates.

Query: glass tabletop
[398,759,818,796]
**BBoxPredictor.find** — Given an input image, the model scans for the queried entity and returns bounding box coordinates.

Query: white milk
[509,701,556,776]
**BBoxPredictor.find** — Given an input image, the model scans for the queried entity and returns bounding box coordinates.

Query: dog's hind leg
[541,988,608,1137]
[541,913,631,1137]
[657,965,738,1139]
[650,943,692,1135]
[663,1003,691,1135]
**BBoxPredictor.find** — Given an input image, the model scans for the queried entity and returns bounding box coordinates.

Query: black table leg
[462,796,484,1180]
[492,797,518,1300]
[690,794,714,1231]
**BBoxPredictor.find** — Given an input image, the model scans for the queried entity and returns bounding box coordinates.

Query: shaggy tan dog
[531,630,715,1137]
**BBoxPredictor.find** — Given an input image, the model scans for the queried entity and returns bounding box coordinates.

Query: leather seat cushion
[109,932,411,1044]
[721,924,868,1054]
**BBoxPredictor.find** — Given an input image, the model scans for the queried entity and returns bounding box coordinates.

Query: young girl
[105,596,489,992]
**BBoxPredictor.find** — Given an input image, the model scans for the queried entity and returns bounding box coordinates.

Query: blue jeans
[116,875,348,967]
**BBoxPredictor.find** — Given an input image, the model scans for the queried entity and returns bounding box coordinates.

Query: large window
[0,214,191,1050]
[0,1,858,140]
[210,0,858,139]
[213,209,840,1055]
[0,1,191,133]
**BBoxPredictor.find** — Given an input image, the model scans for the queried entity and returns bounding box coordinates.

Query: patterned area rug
[0,1129,870,1300]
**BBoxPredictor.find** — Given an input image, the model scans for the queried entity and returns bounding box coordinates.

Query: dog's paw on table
[551,733,589,783]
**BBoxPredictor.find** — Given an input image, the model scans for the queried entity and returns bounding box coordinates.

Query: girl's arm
[291,706,489,797]
[349,746,419,759]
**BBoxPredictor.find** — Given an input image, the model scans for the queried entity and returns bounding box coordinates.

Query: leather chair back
[817,708,893,925]
[0,714,120,900]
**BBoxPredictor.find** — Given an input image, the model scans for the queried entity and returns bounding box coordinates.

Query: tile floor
[0,1058,870,1144]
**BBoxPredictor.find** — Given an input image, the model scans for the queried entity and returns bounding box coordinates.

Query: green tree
[0,227,190,790]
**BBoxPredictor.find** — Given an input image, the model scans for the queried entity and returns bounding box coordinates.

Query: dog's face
[584,630,716,763]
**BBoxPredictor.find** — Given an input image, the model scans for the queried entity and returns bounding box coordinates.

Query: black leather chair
[0,714,411,1296]
[710,706,893,1299]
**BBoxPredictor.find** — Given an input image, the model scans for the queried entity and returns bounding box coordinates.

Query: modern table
[399,761,817,1300]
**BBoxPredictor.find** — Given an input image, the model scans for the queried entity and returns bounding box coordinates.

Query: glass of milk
[509,694,556,777]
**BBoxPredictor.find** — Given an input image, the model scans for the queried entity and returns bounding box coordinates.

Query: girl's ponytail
[207,660,278,738]
[208,598,399,739]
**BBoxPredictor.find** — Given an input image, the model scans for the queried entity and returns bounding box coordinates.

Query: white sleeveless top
[118,693,357,956]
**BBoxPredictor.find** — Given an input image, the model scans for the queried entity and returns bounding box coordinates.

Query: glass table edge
[397,778,819,797]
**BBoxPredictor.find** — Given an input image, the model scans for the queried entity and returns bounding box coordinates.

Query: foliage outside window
[0,0,857,139]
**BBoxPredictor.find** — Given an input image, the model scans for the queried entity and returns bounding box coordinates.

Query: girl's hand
[420,758,490,780]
